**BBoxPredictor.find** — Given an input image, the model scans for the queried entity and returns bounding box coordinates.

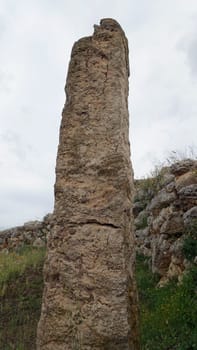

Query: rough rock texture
[37,19,139,350]
[0,215,52,252]
[134,159,197,286]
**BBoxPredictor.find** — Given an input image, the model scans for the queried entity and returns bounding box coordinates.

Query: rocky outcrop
[37,19,140,350]
[135,159,197,286]
[2,158,196,292]
[0,215,52,252]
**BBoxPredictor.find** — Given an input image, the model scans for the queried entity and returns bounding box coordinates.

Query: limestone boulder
[33,237,45,248]
[24,220,43,230]
[165,180,176,193]
[178,184,197,211]
[134,209,148,230]
[134,158,197,285]
[175,171,197,191]
[149,207,172,235]
[157,255,184,287]
[151,234,172,275]
[170,159,197,176]
[135,227,149,237]
[133,201,145,217]
[162,173,175,186]
[148,188,176,214]
[160,212,184,236]
[183,206,197,226]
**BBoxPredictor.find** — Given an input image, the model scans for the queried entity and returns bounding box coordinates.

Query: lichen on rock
[134,159,197,285]
[36,18,140,350]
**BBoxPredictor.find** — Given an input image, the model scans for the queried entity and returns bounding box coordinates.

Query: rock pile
[0,214,52,252]
[134,159,197,286]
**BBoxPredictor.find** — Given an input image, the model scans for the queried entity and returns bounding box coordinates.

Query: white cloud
[0,0,197,227]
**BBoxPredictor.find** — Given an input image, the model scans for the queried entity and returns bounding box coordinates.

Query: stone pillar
[37,18,139,350]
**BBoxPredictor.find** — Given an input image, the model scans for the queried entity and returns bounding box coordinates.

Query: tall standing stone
[37,19,139,350]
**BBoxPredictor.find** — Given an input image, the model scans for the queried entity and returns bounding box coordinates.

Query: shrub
[182,220,197,262]
[0,245,46,291]
[136,254,197,350]
[0,246,45,349]
[165,147,197,165]
[135,214,148,230]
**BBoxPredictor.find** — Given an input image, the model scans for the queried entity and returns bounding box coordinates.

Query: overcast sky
[0,0,197,228]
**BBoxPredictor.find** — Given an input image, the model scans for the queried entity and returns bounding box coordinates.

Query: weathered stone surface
[151,234,171,275]
[160,212,184,235]
[183,206,197,226]
[134,159,197,285]
[178,184,197,211]
[134,209,148,229]
[170,159,197,176]
[178,184,197,200]
[149,207,172,235]
[133,200,145,216]
[175,171,197,191]
[0,220,49,252]
[33,237,45,248]
[37,19,139,350]
[162,173,175,186]
[148,188,176,213]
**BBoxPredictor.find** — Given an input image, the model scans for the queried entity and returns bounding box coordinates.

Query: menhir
[37,18,140,350]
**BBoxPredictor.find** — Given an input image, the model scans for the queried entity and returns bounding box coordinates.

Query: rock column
[37,18,139,350]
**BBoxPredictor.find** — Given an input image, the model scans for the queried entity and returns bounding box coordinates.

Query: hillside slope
[0,158,196,349]
[0,247,196,349]
[0,247,45,350]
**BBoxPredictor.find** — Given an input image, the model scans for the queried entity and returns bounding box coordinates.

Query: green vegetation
[135,214,148,230]
[0,245,197,349]
[134,166,168,205]
[182,220,197,262]
[135,150,197,206]
[0,246,45,290]
[0,246,45,350]
[136,254,197,350]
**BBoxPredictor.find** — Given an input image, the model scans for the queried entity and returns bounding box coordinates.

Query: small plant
[165,147,197,165]
[135,163,169,204]
[134,176,161,206]
[135,215,148,230]
[0,246,45,349]
[182,220,197,262]
[136,254,197,349]
[0,245,46,290]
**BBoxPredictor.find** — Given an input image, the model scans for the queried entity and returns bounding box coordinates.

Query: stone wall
[0,214,52,252]
[134,159,197,286]
[1,159,196,291]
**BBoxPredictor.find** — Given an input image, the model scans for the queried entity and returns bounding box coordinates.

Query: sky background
[0,0,197,228]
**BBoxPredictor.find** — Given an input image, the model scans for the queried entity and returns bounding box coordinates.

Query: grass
[136,254,197,350]
[135,215,148,230]
[0,246,45,290]
[182,220,197,262]
[0,246,45,350]
[0,246,197,349]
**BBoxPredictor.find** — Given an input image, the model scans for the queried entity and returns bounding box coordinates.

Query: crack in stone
[73,219,121,229]
[37,18,140,350]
